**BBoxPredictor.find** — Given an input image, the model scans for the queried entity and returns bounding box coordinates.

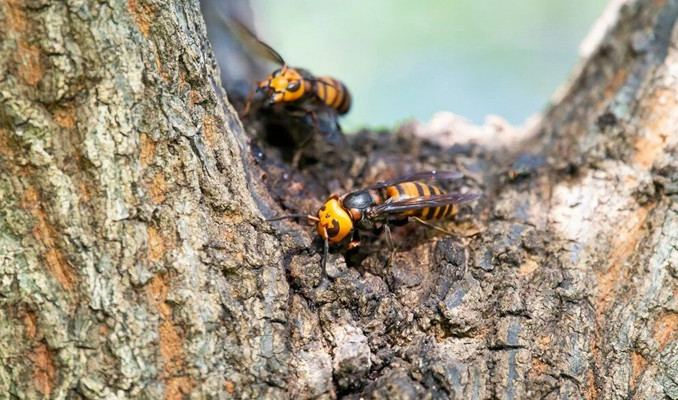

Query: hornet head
[259,65,306,104]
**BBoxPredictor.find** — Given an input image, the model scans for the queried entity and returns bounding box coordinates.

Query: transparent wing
[366,171,464,190]
[222,16,286,65]
[370,193,480,216]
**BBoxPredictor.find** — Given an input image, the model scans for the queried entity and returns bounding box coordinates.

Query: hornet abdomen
[314,76,351,115]
[385,182,457,220]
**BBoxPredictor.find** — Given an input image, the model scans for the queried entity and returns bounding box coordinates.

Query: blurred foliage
[249,0,608,130]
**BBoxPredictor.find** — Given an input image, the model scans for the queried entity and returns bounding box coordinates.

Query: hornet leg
[306,109,321,136]
[242,81,261,117]
[292,115,317,168]
[322,235,329,277]
[346,230,361,250]
[409,216,454,236]
[384,222,396,265]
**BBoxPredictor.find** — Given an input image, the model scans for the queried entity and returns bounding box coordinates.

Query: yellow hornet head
[317,195,353,243]
[260,65,306,104]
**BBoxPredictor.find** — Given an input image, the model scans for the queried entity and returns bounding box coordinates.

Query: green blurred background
[249,0,608,130]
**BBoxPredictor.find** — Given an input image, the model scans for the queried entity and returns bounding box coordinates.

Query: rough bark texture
[1,0,677,399]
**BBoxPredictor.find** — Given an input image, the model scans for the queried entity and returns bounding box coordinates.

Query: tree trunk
[1,0,677,399]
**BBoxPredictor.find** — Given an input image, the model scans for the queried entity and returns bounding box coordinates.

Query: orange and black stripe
[314,76,351,115]
[384,182,456,220]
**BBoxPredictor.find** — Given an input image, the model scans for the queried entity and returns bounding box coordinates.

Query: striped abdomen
[385,182,457,220]
[314,76,351,115]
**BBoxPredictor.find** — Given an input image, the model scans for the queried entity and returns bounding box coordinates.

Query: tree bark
[0,0,677,399]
